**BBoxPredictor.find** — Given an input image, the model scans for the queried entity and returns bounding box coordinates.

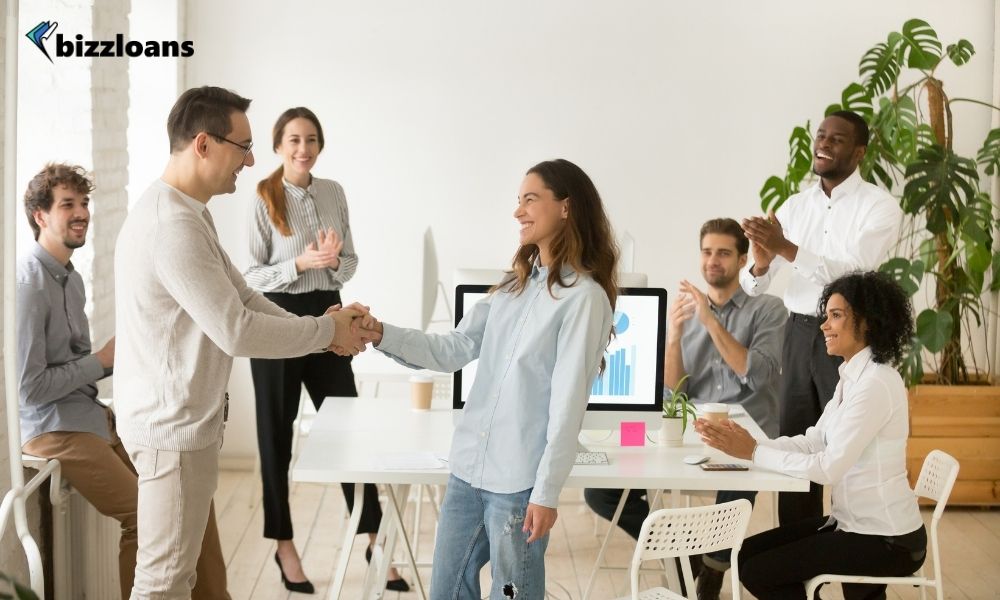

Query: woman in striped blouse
[245,107,407,593]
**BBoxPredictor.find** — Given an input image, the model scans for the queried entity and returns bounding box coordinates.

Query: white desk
[292,397,809,599]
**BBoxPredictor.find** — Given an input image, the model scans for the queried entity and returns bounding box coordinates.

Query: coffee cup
[409,375,434,411]
[701,402,730,424]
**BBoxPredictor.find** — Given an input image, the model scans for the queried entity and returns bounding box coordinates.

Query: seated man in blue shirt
[16,163,230,599]
[585,218,785,600]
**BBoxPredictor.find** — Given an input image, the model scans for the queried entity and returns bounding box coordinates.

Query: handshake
[324,302,383,356]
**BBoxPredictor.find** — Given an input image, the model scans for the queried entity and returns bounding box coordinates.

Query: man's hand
[523,503,557,543]
[748,239,776,276]
[694,418,757,460]
[667,289,696,343]
[316,228,343,270]
[741,211,795,262]
[95,336,115,369]
[327,307,366,355]
[679,280,715,328]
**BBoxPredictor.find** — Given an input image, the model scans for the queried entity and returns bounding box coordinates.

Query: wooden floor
[215,469,1000,599]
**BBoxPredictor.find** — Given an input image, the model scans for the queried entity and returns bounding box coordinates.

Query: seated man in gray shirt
[585,218,785,600]
[16,163,230,600]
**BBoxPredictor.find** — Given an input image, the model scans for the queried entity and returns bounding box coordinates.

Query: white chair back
[629,499,752,600]
[914,449,960,511]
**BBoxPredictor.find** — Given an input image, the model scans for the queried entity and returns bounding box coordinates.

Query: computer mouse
[683,454,710,465]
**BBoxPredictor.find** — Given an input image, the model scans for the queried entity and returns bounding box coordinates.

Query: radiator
[65,490,120,598]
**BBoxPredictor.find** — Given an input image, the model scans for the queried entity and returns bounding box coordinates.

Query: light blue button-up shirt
[377,264,612,507]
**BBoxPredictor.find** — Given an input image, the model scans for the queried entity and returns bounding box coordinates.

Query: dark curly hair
[23,163,94,240]
[818,271,914,365]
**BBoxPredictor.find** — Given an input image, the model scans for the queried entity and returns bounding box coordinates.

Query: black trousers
[739,517,927,600]
[250,289,382,540]
[778,313,842,525]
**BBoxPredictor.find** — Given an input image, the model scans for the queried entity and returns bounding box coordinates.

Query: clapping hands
[295,228,343,273]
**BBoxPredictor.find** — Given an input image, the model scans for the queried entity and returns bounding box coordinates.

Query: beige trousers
[23,412,229,600]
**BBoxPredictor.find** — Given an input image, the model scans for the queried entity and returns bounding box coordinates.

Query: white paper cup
[409,375,434,411]
[701,402,730,424]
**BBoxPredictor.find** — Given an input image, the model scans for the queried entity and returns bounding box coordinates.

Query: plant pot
[908,381,1000,506]
[658,417,685,447]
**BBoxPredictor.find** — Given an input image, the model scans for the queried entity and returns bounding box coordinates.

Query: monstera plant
[760,18,1000,386]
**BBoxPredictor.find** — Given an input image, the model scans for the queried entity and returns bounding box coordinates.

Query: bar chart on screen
[591,310,640,396]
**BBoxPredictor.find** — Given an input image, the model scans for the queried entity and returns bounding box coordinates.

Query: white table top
[292,396,809,492]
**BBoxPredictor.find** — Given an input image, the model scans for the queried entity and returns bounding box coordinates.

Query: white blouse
[753,346,923,535]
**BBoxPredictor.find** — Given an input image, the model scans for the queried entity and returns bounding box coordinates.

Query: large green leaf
[946,39,975,66]
[860,38,902,96]
[879,257,924,295]
[876,96,918,164]
[916,308,953,353]
[840,83,873,120]
[899,19,942,69]
[902,145,980,231]
[966,243,990,291]
[976,128,1000,175]
[759,175,786,214]
[787,123,813,182]
[919,238,938,270]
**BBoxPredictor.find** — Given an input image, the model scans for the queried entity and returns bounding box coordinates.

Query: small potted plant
[659,375,696,447]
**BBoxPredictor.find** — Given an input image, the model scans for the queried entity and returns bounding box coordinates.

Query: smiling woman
[696,271,924,599]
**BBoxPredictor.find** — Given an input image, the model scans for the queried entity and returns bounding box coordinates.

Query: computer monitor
[452,284,667,429]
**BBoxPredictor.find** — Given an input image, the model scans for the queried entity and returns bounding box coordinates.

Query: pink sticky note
[620,421,646,446]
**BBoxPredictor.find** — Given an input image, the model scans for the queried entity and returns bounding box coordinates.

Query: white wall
[179,1,997,461]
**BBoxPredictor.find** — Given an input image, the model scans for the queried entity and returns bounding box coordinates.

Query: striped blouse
[245,177,358,294]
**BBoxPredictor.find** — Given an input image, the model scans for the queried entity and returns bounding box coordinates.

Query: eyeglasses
[201,132,254,162]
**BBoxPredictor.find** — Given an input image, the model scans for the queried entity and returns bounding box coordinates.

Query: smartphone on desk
[699,463,749,471]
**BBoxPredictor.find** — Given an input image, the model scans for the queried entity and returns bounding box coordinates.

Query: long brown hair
[256,107,326,236]
[499,159,619,312]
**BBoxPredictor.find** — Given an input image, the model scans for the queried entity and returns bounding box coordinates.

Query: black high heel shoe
[365,546,411,592]
[274,552,315,594]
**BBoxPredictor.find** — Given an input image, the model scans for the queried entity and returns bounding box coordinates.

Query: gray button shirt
[667,288,786,437]
[17,243,109,443]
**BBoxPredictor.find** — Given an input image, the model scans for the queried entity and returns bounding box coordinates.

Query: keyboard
[575,451,609,465]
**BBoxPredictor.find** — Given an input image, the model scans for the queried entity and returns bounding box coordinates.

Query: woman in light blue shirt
[358,159,617,599]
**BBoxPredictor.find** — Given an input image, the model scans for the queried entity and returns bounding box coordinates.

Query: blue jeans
[430,475,549,600]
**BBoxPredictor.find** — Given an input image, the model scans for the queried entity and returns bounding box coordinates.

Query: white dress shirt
[740,169,902,315]
[753,346,923,536]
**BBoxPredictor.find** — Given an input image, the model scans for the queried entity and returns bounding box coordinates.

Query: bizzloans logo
[26,21,193,62]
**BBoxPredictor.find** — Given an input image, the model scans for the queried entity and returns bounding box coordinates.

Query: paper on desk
[377,452,445,470]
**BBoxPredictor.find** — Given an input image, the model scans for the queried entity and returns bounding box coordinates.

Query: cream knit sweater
[114,180,335,450]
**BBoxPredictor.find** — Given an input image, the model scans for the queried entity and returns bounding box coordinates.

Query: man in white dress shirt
[739,110,902,525]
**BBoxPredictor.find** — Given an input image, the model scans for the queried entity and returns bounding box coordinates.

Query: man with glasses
[115,86,368,598]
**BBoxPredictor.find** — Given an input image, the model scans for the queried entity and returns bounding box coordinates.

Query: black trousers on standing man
[777,312,842,526]
[251,289,382,540]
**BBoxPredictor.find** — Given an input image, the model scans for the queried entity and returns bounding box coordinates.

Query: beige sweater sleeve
[154,214,334,358]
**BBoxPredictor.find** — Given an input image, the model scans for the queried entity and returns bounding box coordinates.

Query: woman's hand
[295,240,338,272]
[524,504,557,543]
[316,227,343,269]
[694,418,758,460]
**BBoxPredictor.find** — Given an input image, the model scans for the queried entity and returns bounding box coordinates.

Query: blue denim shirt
[377,264,612,507]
